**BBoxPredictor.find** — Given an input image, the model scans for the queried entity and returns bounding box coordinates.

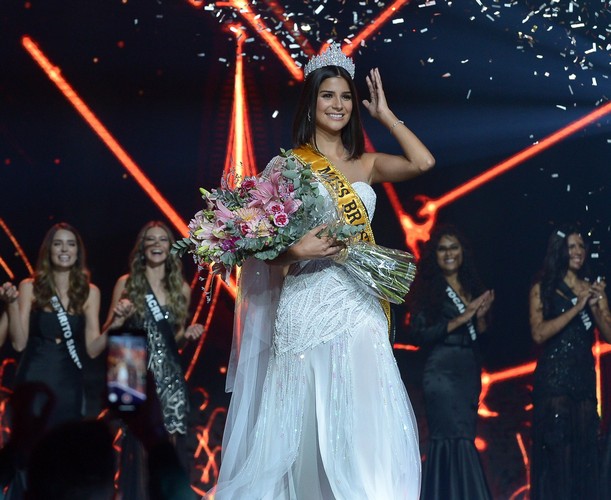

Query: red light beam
[21,36,189,238]
[344,0,411,56]
[0,217,34,276]
[214,1,304,81]
[0,257,14,281]
[427,101,611,214]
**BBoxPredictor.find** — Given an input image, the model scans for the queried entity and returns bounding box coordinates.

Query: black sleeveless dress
[408,294,492,500]
[15,309,86,428]
[530,282,600,499]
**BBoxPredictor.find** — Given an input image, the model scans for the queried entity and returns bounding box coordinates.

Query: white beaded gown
[213,161,421,500]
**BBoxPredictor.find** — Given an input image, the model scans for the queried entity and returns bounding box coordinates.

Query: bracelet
[390,119,404,133]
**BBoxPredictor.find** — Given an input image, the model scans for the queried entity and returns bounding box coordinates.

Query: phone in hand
[106,328,147,412]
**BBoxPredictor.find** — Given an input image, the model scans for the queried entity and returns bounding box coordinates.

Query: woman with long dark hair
[529,224,611,499]
[2,223,105,427]
[407,224,494,499]
[214,43,434,499]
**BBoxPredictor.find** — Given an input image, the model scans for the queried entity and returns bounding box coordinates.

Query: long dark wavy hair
[123,221,187,329]
[535,223,590,319]
[408,224,485,325]
[292,65,365,160]
[33,223,91,314]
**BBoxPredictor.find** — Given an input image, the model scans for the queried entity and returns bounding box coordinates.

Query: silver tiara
[304,42,355,79]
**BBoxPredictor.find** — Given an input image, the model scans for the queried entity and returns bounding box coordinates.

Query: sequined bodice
[533,288,596,401]
[274,182,386,355]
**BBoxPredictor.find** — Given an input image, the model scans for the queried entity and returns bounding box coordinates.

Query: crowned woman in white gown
[212,43,435,500]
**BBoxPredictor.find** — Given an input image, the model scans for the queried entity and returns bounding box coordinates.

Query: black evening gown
[3,310,85,499]
[530,282,600,500]
[409,293,492,500]
[15,309,86,428]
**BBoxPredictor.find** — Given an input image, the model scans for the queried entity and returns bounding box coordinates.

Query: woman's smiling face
[315,76,353,134]
[436,234,463,276]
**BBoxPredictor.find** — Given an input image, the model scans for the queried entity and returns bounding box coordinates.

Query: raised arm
[529,282,590,344]
[589,279,611,342]
[362,68,435,184]
[102,275,134,335]
[8,280,34,352]
[0,283,18,347]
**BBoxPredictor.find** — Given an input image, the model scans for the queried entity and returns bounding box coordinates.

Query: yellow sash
[292,144,392,333]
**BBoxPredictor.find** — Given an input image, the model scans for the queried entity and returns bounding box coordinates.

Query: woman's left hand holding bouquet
[271,224,344,266]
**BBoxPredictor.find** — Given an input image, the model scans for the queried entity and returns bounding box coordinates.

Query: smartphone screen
[107,328,147,412]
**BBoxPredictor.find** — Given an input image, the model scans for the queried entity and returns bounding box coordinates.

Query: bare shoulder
[360,152,376,176]
[19,277,34,289]
[114,274,129,291]
[88,283,101,297]
[19,278,34,297]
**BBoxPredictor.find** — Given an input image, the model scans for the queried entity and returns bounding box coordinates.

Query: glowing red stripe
[0,217,34,275]
[0,257,14,280]
[393,343,418,351]
[185,274,217,381]
[429,101,611,212]
[266,1,316,57]
[223,26,258,180]
[344,0,411,56]
[21,36,189,237]
[215,1,303,80]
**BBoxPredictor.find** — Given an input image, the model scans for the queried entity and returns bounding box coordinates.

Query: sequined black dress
[530,281,600,499]
[408,293,492,500]
[127,304,189,435]
[118,302,190,500]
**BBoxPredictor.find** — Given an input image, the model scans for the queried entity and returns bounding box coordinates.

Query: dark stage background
[1,1,611,498]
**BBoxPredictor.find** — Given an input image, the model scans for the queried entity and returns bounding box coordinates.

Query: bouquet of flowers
[173,150,417,304]
[172,151,360,273]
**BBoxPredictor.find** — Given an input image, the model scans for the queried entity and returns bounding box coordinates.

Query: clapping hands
[588,278,607,309]
[0,282,18,304]
[475,290,495,319]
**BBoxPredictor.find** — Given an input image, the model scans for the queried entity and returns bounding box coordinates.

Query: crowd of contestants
[1,53,611,500]
[1,218,609,499]
[0,221,202,499]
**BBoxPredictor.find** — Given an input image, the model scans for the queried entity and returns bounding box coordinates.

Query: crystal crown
[304,42,355,79]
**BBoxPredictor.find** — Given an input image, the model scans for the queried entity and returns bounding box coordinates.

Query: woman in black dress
[407,224,494,500]
[2,223,105,427]
[529,224,611,499]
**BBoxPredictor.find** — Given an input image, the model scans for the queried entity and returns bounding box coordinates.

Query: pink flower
[273,212,289,227]
[282,197,301,215]
[213,201,235,227]
[239,223,250,236]
[240,178,257,191]
[188,210,205,233]
[266,202,284,215]
[248,169,284,208]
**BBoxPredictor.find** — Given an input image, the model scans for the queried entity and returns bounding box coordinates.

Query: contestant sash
[560,281,594,331]
[445,286,477,341]
[292,144,392,333]
[144,283,181,351]
[49,295,83,369]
